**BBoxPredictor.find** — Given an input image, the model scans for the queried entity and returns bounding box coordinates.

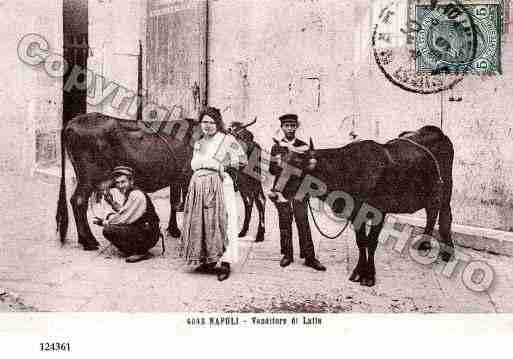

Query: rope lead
[307,199,350,240]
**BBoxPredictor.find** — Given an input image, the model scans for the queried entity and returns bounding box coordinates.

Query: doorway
[62,0,89,125]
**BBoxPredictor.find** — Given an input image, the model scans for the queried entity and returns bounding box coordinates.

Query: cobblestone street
[1,172,512,313]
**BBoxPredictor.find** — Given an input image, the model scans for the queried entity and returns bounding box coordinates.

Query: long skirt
[178,170,239,265]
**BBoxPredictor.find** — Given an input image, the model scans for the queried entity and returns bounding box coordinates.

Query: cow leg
[177,175,190,212]
[439,203,454,262]
[349,225,368,283]
[168,183,181,238]
[361,219,384,287]
[238,192,253,238]
[439,179,454,262]
[424,204,438,236]
[176,181,185,212]
[71,184,99,250]
[254,187,266,242]
[418,203,439,251]
[168,207,181,238]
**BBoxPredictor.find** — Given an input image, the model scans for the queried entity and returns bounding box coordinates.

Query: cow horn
[309,137,314,150]
[240,116,257,129]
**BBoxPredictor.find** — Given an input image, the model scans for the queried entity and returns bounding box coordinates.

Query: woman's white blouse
[191,132,248,172]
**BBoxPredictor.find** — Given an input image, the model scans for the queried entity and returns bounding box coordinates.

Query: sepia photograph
[1,0,513,353]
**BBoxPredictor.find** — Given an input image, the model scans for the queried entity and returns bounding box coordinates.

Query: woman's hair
[199,106,226,133]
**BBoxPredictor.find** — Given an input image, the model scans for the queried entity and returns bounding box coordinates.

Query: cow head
[228,117,256,137]
[228,118,257,152]
[306,138,318,171]
[273,137,317,172]
[271,137,320,201]
[228,121,245,136]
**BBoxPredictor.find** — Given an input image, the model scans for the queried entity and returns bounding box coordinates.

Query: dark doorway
[62,0,88,125]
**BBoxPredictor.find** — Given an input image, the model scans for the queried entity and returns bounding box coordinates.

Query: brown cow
[275,125,455,286]
[227,119,266,242]
[56,112,200,250]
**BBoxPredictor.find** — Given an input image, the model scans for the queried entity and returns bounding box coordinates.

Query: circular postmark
[372,0,479,94]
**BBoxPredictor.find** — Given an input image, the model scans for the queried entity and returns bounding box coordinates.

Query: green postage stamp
[415,2,502,74]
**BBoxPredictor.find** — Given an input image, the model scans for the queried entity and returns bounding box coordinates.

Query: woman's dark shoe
[217,262,230,281]
[195,262,216,273]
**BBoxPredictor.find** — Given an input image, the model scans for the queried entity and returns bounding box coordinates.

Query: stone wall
[208,0,356,151]
[0,0,62,175]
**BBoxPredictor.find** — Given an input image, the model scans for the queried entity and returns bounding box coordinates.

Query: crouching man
[93,166,161,263]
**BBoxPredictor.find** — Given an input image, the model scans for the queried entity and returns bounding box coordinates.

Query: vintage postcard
[1,0,513,355]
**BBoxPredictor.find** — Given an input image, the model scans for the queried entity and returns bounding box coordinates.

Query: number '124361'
[40,342,71,351]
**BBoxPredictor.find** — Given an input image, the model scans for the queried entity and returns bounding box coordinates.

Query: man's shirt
[105,188,147,225]
[269,136,309,195]
[269,137,309,176]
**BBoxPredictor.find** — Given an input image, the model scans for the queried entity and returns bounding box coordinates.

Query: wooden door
[146,0,207,120]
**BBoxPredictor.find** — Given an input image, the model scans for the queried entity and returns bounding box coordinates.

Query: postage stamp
[415,3,502,74]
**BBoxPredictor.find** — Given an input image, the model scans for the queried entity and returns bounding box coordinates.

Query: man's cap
[279,113,298,125]
[111,166,134,178]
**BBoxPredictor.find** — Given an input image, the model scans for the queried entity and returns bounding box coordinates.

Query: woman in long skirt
[178,107,248,281]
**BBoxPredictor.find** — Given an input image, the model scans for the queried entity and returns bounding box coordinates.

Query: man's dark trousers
[274,198,315,260]
[103,222,159,256]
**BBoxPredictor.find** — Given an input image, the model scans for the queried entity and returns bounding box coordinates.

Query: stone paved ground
[1,172,513,313]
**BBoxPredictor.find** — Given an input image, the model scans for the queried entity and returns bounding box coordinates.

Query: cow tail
[56,127,69,244]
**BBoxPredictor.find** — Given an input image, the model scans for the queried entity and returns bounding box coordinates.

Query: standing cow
[274,125,455,286]
[227,118,266,242]
[56,112,200,250]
